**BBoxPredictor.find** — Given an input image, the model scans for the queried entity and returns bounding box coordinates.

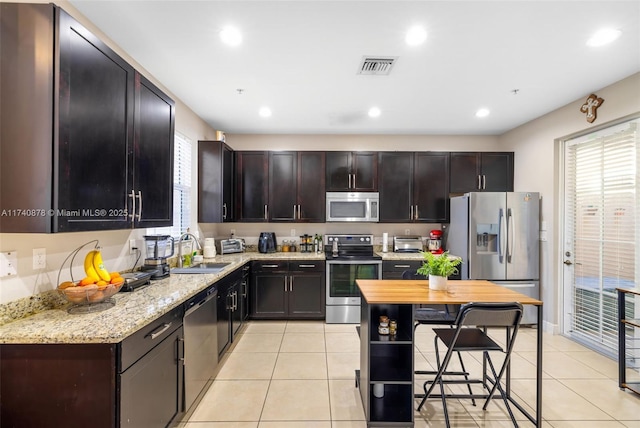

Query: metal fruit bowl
[56,239,124,314]
[58,279,124,305]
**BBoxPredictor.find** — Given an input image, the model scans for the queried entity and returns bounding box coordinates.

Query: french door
[562,117,639,356]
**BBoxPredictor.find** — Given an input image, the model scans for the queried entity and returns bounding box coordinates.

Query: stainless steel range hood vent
[357,56,398,75]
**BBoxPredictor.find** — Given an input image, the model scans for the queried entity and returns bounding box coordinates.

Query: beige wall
[0,1,218,304]
[499,72,640,332]
[225,134,500,152]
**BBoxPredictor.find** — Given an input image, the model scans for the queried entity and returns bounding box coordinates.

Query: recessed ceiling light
[259,106,272,118]
[586,28,621,47]
[220,26,242,46]
[405,25,427,46]
[368,107,381,118]
[475,108,490,118]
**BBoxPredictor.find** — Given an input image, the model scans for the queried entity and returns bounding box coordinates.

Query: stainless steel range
[325,234,382,323]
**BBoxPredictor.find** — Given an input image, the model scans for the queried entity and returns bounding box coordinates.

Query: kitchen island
[356,279,543,427]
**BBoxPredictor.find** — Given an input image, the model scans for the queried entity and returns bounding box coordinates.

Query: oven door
[326,259,382,305]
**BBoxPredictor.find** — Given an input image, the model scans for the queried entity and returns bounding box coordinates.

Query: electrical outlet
[129,239,137,254]
[404,229,410,235]
[230,229,236,237]
[33,248,46,269]
[290,229,296,237]
[0,251,18,278]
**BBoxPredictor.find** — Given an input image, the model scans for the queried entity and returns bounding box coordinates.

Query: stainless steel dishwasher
[183,285,218,412]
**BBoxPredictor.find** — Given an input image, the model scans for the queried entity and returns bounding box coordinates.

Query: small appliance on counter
[203,238,216,257]
[393,235,424,253]
[258,232,277,253]
[216,238,245,254]
[141,235,175,279]
[119,271,153,292]
[427,230,444,254]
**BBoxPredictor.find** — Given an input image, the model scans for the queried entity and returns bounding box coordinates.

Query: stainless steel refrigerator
[447,192,540,323]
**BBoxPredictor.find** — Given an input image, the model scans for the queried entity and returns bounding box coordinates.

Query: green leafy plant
[417,251,461,278]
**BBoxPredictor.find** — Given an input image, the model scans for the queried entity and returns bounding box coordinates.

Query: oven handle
[326,259,382,265]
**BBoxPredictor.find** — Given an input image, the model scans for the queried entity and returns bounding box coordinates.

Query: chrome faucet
[177,233,202,268]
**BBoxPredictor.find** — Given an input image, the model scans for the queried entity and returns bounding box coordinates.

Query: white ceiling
[69,1,640,135]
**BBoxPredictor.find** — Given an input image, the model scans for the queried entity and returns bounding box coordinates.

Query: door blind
[564,119,638,354]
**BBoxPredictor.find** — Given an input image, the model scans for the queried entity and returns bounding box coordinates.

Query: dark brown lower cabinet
[1,343,117,428]
[0,306,184,428]
[251,261,325,319]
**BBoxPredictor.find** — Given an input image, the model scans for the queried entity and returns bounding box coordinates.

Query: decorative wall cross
[580,93,604,123]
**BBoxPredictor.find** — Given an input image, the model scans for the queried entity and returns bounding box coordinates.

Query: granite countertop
[376,251,426,260]
[0,250,430,345]
[0,251,324,345]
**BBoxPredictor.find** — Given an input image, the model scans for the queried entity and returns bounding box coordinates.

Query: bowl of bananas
[57,241,125,313]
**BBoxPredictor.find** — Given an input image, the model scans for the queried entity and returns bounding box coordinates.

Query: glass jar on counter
[282,240,290,252]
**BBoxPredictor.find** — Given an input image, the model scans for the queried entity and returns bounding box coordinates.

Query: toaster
[393,235,424,253]
[216,238,245,254]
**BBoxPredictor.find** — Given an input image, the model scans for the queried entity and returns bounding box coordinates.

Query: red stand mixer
[428,230,444,254]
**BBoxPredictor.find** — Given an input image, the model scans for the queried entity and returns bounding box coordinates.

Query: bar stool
[417,302,524,428]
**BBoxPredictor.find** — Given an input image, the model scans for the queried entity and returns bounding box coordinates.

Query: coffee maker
[141,235,175,279]
[428,229,444,254]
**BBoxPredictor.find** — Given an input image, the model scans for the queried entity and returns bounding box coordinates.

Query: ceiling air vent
[357,56,398,75]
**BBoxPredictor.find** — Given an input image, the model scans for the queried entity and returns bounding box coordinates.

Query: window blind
[149,132,192,238]
[565,119,638,354]
[171,132,192,238]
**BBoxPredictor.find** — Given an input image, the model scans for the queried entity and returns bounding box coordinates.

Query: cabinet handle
[264,204,268,220]
[234,291,238,311]
[147,322,172,340]
[414,205,419,220]
[297,204,301,219]
[262,264,279,268]
[136,190,142,221]
[348,174,352,189]
[482,175,486,190]
[223,203,227,220]
[394,264,411,268]
[477,175,482,190]
[284,277,288,292]
[352,173,356,189]
[298,264,316,268]
[410,205,414,220]
[290,277,293,292]
[293,205,297,219]
[128,190,136,222]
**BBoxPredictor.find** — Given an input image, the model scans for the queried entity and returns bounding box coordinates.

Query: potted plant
[417,251,462,290]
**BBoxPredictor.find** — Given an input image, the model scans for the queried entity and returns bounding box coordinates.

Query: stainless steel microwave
[326,192,379,222]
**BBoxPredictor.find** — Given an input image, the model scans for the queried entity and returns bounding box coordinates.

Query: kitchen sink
[172,262,230,274]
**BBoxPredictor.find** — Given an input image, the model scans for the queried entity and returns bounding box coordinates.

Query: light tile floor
[178,321,640,428]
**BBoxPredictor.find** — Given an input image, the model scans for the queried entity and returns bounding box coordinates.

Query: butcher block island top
[356,279,543,305]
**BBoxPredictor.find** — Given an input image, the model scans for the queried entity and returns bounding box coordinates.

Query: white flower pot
[428,274,448,291]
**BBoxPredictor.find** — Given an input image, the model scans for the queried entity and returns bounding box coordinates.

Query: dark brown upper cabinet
[326,151,377,191]
[0,4,174,232]
[449,152,514,194]
[236,151,269,222]
[199,141,234,223]
[378,152,450,223]
[131,73,175,228]
[269,151,325,222]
